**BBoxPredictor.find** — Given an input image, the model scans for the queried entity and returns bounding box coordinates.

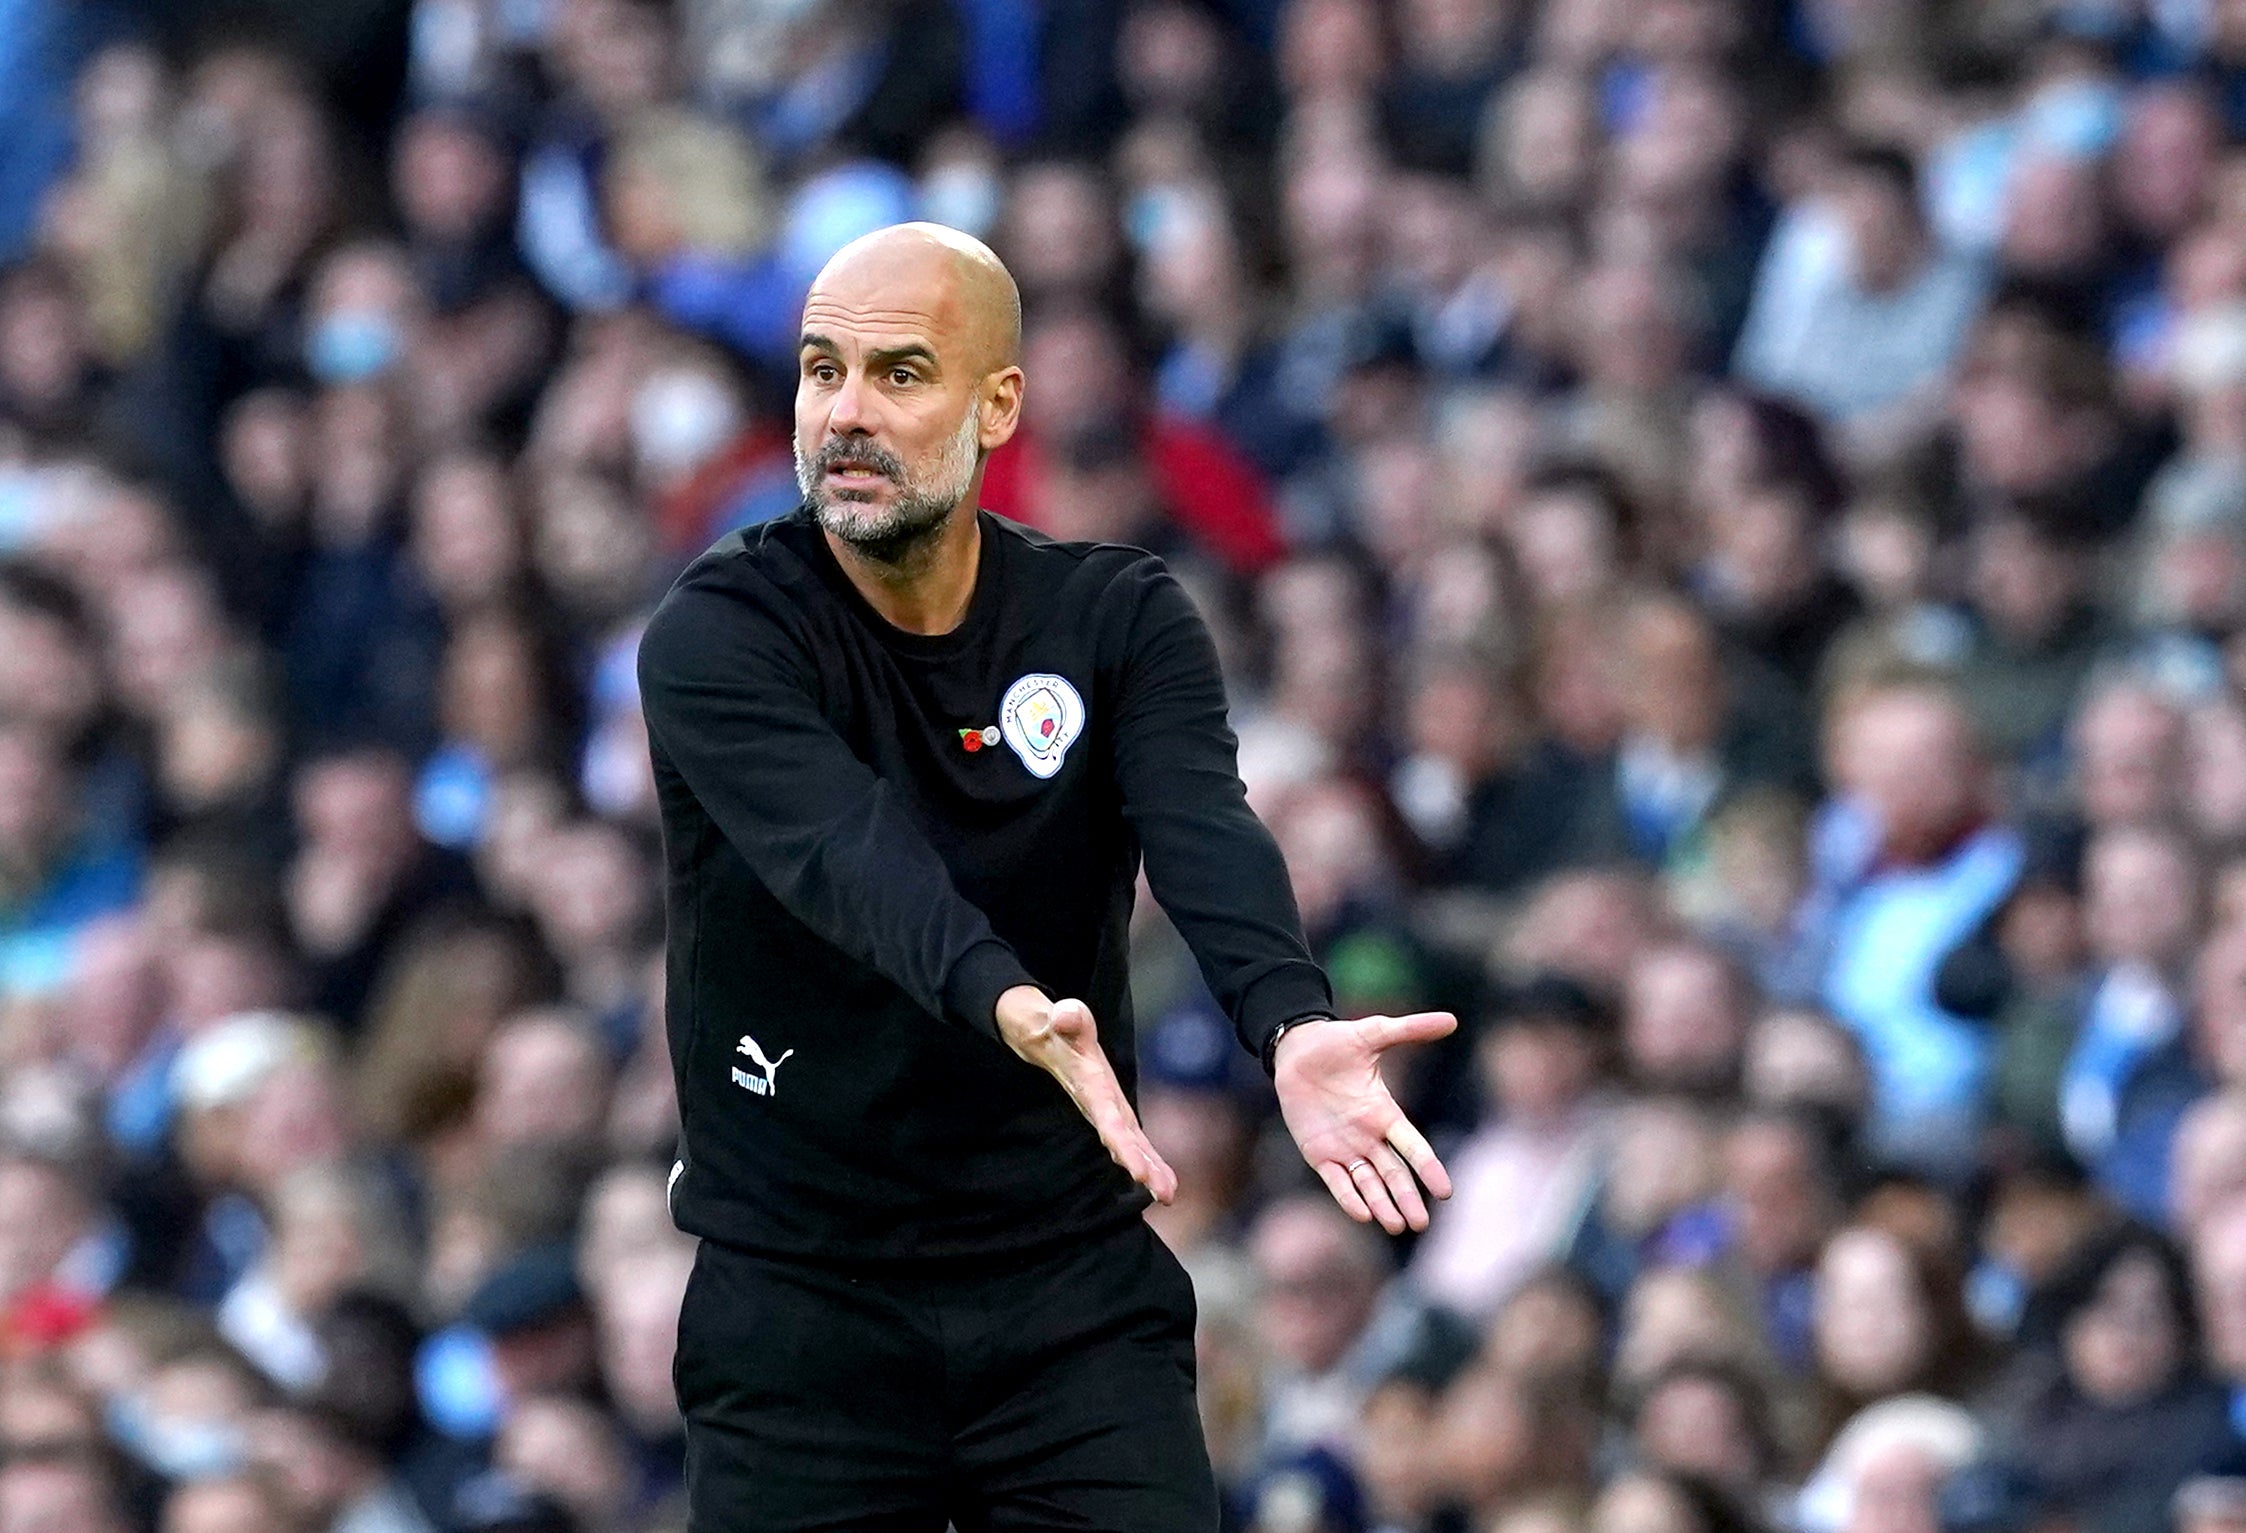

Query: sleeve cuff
[943,938,1040,1039]
[1235,965,1337,1061]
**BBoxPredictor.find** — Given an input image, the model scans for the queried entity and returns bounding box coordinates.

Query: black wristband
[1262,1013,1335,1077]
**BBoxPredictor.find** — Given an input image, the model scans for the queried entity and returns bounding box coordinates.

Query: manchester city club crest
[998,672,1086,779]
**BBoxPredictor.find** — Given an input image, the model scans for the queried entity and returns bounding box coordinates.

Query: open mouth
[820,446,899,485]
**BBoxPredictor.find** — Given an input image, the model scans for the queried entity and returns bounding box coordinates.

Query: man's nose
[827,370,874,434]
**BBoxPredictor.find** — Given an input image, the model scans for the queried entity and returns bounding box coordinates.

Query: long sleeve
[1110,567,1333,1056]
[637,570,1037,1038]
[1731,203,1838,395]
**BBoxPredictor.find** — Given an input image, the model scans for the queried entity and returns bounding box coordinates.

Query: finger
[1316,1160,1374,1223]
[1373,1010,1458,1050]
[1385,1117,1454,1201]
[1369,1141,1430,1231]
[1086,1093,1175,1203]
[1103,1123,1172,1202]
[1349,1156,1406,1235]
[1070,1064,1177,1205]
[1101,1106,1178,1204]
[1144,1143,1178,1204]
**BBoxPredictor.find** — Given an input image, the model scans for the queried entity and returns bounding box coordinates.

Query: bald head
[809,222,1021,375]
[795,224,1028,560]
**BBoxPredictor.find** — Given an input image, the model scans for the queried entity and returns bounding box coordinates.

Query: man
[1623,938,1755,1095]
[1818,681,2023,1175]
[1246,1196,1474,1472]
[1718,1107,1841,1372]
[1734,141,1986,449]
[2058,822,2205,1219]
[637,222,1454,1531]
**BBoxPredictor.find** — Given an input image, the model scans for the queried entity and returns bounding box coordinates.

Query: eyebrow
[797,334,939,370]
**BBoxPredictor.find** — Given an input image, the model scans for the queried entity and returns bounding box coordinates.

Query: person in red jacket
[979,305,1290,576]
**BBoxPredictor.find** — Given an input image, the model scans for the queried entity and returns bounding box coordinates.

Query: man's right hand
[994,985,1177,1204]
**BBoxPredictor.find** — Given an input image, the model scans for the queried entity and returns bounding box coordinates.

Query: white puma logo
[731,1035,795,1098]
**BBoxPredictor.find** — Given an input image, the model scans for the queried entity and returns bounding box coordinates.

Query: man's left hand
[1273,1013,1456,1234]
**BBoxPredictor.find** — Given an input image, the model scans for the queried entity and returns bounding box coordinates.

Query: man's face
[2084,830,2197,968]
[1625,946,1743,1089]
[794,257,998,560]
[1842,693,1979,862]
[2076,690,2184,828]
[1971,516,2077,642]
[1725,1121,1827,1274]
[295,756,411,861]
[1623,608,1720,750]
[1249,1209,1379,1374]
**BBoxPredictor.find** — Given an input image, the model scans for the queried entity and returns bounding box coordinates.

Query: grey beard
[796,416,982,569]
[807,479,960,567]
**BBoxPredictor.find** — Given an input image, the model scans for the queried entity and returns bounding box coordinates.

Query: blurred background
[17,1,2246,1532]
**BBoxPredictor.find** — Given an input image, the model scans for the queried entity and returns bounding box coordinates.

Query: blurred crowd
[18,1,2246,1533]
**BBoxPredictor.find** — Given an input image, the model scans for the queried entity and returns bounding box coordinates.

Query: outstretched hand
[1273,1012,1456,1234]
[995,986,1177,1204]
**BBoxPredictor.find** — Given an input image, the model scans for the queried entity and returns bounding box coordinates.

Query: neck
[1858,236,1925,295]
[824,501,983,636]
[1882,809,1983,869]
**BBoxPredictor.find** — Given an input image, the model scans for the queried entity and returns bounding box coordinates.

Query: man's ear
[979,366,1026,452]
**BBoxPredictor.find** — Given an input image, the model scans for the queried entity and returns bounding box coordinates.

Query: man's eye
[808,361,838,383]
[889,367,917,386]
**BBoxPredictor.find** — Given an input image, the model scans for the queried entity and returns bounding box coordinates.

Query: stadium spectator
[17,1,2246,1525]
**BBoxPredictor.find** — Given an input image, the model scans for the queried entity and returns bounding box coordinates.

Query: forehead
[800,257,970,355]
[1855,693,1958,745]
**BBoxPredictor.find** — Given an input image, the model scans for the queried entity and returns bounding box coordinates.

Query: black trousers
[675,1217,1221,1532]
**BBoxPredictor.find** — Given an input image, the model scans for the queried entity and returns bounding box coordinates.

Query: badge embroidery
[998,673,1086,779]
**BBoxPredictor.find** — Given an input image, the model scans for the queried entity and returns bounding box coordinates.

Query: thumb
[1374,1011,1457,1050]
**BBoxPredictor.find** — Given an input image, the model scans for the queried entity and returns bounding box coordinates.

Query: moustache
[814,439,906,481]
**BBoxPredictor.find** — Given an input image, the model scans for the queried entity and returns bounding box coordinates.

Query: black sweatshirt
[637,506,1332,1264]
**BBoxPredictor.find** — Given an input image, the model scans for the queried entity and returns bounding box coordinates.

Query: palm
[1273,1012,1455,1234]
[1279,1037,1398,1162]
